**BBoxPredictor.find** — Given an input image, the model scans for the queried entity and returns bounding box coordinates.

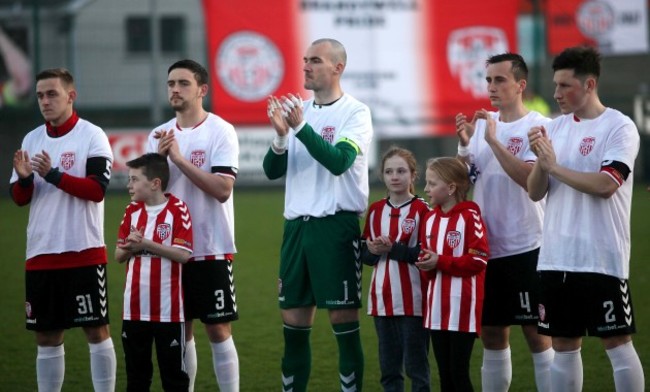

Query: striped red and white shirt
[420,201,489,333]
[363,197,430,317]
[117,194,193,322]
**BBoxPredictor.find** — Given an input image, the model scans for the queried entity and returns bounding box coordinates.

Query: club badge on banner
[202,0,517,136]
[546,0,649,55]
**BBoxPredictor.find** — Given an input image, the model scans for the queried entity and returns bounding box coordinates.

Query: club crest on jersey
[60,152,75,170]
[507,137,524,155]
[321,126,335,143]
[446,231,462,248]
[156,223,171,241]
[402,218,416,234]
[579,137,596,156]
[447,27,509,98]
[190,150,206,167]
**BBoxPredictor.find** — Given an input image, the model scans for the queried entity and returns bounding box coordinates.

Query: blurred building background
[2,0,650,193]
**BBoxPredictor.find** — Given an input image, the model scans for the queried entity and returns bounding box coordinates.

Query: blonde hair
[426,157,470,202]
[380,146,418,195]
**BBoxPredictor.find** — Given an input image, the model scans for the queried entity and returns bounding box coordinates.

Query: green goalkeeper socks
[333,321,364,391]
[282,324,311,392]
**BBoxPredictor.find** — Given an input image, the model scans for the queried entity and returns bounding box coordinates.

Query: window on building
[125,15,185,55]
[160,16,185,54]
[126,16,151,53]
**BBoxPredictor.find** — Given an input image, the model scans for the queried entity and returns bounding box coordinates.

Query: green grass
[1,186,649,391]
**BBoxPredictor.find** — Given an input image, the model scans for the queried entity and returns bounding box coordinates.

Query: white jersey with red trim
[118,194,193,322]
[528,109,639,279]
[420,201,489,333]
[147,113,238,259]
[468,110,549,258]
[363,197,430,317]
[10,119,113,260]
[284,94,373,219]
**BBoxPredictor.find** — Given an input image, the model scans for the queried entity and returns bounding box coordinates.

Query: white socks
[89,338,116,392]
[211,336,240,392]
[532,348,554,392]
[37,345,65,392]
[606,341,645,392]
[185,337,198,392]
[551,348,583,392]
[481,347,512,392]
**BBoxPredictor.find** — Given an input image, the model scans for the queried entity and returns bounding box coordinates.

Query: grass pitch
[0,186,648,391]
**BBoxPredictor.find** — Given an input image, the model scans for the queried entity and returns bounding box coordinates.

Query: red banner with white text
[202,0,518,136]
[546,0,649,56]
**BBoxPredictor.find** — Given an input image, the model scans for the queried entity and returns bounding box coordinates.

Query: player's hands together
[118,226,145,253]
[475,109,497,144]
[267,95,289,136]
[281,93,304,130]
[13,150,33,178]
[157,129,181,163]
[30,150,53,178]
[415,249,438,271]
[456,112,477,146]
[528,126,556,172]
[367,236,393,255]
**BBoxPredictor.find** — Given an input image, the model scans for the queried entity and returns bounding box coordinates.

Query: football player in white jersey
[456,53,553,392]
[10,68,116,391]
[148,60,240,392]
[264,38,373,392]
[528,46,644,392]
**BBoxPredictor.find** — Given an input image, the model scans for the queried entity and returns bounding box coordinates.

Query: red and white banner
[202,0,517,136]
[546,0,649,56]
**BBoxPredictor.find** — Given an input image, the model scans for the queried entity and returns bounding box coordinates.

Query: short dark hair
[126,153,170,191]
[552,46,601,80]
[486,53,528,81]
[36,68,75,88]
[168,59,209,86]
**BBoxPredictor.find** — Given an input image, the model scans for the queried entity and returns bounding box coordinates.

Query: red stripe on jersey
[170,261,182,321]
[58,173,105,202]
[601,166,624,187]
[368,208,381,315]
[10,181,34,206]
[150,257,162,322]
[129,256,142,320]
[26,246,107,270]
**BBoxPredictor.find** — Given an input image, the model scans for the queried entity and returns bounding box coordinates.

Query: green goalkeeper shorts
[278,211,362,309]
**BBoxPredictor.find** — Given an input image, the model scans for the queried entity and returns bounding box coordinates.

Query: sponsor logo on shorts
[207,311,234,319]
[325,299,356,306]
[60,152,76,170]
[74,315,100,323]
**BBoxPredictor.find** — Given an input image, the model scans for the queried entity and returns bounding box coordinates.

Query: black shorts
[25,265,110,331]
[183,259,239,324]
[121,320,189,391]
[538,271,636,338]
[481,248,541,326]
